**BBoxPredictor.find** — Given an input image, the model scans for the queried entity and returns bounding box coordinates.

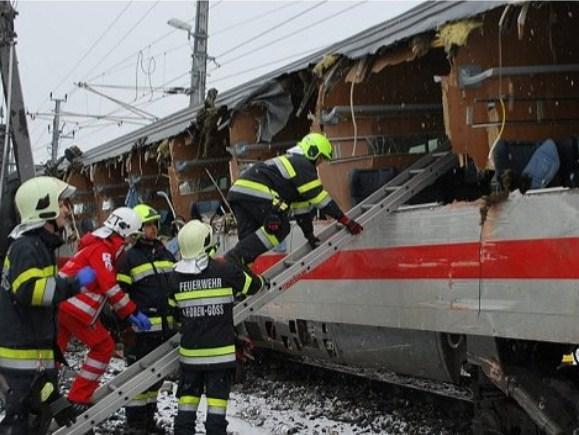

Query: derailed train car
[222,2,579,433]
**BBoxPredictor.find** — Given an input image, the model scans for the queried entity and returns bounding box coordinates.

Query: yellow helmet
[178,220,215,260]
[15,176,76,225]
[133,204,160,226]
[297,132,333,161]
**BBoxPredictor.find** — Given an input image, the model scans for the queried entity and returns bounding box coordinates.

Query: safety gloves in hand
[338,216,363,235]
[128,311,152,331]
[76,266,96,287]
[50,397,78,427]
[306,234,321,249]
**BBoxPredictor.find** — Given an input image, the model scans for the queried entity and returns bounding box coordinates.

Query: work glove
[128,311,152,332]
[263,212,283,234]
[338,216,363,235]
[50,396,78,427]
[305,233,321,249]
[75,266,96,287]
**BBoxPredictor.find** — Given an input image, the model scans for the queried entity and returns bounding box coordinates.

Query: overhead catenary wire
[212,1,367,68]
[62,1,369,152]
[37,0,373,159]
[72,0,161,99]
[85,2,302,86]
[214,1,328,59]
[29,1,134,118]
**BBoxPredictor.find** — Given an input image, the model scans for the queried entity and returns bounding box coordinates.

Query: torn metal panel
[81,2,508,167]
[233,80,294,143]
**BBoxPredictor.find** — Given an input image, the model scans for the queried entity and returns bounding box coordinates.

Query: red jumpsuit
[58,232,136,404]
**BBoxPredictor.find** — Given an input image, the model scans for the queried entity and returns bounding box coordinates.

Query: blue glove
[128,311,152,331]
[76,267,96,287]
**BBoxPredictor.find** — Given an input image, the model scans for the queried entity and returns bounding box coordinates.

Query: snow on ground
[79,351,469,434]
[0,347,470,434]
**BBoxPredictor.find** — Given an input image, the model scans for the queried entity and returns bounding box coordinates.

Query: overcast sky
[11,0,418,164]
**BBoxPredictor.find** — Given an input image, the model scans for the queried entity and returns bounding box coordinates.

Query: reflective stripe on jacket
[171,257,263,369]
[0,228,78,370]
[227,153,343,220]
[116,239,176,333]
[59,232,135,326]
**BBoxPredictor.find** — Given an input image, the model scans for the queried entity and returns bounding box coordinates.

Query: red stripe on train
[253,237,579,280]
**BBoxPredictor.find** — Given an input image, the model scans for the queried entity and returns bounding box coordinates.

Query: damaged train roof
[81,0,509,166]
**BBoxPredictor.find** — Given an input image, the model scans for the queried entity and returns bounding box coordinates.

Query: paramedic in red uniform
[57,207,152,412]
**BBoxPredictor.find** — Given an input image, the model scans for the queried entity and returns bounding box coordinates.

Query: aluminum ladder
[54,150,457,434]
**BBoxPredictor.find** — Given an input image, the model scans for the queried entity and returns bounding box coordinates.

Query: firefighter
[171,220,264,435]
[116,203,176,434]
[226,132,363,266]
[0,176,97,434]
[57,207,152,412]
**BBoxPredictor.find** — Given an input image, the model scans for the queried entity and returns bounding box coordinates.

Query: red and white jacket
[59,233,136,326]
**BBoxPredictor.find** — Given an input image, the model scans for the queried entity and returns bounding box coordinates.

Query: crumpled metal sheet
[233,80,294,143]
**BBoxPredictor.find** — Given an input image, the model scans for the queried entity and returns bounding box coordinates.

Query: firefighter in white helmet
[0,176,97,434]
[171,220,264,435]
[57,207,151,412]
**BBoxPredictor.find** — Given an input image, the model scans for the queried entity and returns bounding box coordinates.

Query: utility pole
[49,94,66,164]
[0,0,34,181]
[190,0,209,107]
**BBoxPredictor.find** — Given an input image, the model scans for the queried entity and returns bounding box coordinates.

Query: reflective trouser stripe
[78,368,101,381]
[256,227,279,249]
[178,395,200,412]
[0,347,54,370]
[79,356,107,381]
[85,357,107,370]
[127,390,159,407]
[207,397,228,415]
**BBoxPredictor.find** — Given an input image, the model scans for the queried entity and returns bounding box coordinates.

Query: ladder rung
[108,384,118,391]
[283,259,296,267]
[409,168,425,175]
[361,203,375,211]
[385,186,400,191]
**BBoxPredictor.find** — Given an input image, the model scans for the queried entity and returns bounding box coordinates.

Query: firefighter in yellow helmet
[171,220,264,435]
[226,132,363,266]
[116,203,177,434]
[0,176,97,434]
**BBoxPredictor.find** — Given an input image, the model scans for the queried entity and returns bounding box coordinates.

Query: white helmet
[178,220,215,260]
[93,207,142,239]
[15,176,76,226]
[175,220,218,274]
